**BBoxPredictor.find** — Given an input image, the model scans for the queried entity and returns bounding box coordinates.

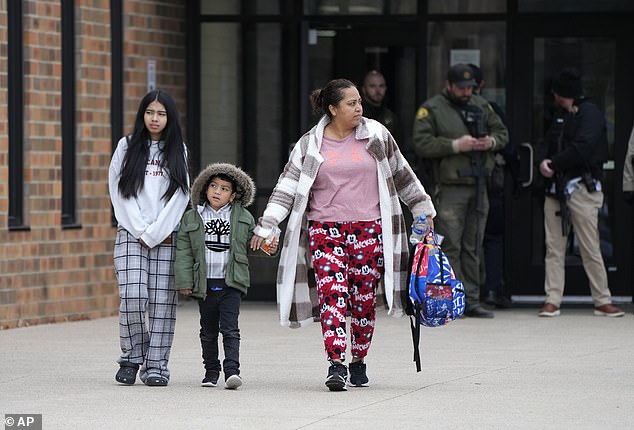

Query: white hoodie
[108,136,189,248]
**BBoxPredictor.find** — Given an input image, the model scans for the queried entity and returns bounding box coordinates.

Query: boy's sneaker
[348,361,369,387]
[201,371,219,387]
[224,374,243,390]
[325,362,348,391]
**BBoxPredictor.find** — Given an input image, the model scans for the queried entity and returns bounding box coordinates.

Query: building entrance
[508,16,634,299]
[305,17,634,301]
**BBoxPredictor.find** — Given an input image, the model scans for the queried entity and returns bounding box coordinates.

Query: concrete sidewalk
[1,300,633,430]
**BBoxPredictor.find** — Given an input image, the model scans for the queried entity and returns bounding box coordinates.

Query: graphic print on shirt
[322,146,364,166]
[146,157,164,177]
[205,218,231,252]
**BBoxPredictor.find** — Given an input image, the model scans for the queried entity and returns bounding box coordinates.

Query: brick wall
[0,0,188,329]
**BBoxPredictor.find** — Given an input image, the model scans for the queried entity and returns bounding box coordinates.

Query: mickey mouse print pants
[308,220,384,362]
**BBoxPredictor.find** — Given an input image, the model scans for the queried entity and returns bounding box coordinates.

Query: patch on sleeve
[487,103,494,112]
[416,107,429,120]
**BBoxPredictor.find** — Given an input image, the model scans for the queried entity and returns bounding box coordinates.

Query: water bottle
[409,215,429,245]
[260,226,281,255]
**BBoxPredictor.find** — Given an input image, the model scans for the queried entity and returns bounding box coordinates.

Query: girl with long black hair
[109,89,190,386]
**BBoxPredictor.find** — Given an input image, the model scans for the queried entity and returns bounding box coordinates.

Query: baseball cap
[447,63,477,88]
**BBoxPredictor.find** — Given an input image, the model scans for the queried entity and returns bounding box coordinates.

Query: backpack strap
[405,243,417,316]
[407,242,422,371]
[410,304,422,372]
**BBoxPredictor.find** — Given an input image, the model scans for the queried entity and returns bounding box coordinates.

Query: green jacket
[175,203,255,299]
[412,90,509,187]
[174,163,258,300]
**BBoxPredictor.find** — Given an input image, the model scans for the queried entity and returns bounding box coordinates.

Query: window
[429,0,506,14]
[61,0,79,228]
[304,0,417,15]
[201,0,239,15]
[200,23,241,166]
[519,0,634,12]
[427,21,507,110]
[7,0,27,230]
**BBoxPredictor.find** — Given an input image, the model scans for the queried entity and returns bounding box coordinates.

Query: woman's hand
[426,215,434,231]
[250,234,266,251]
[178,289,192,295]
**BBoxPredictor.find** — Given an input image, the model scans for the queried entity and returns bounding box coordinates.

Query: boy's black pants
[198,279,241,377]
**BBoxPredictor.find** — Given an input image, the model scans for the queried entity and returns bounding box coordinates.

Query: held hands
[251,224,281,253]
[250,235,265,251]
[457,135,493,152]
[179,289,192,295]
[539,158,554,178]
[250,233,279,254]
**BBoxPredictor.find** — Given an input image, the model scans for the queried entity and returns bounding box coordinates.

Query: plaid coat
[254,116,436,328]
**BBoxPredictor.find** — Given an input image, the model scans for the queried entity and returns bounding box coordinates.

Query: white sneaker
[538,303,560,317]
[224,374,242,390]
[593,304,625,317]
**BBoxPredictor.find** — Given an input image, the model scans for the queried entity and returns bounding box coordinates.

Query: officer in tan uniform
[412,63,509,318]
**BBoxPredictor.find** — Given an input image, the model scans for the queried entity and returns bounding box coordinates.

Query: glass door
[529,37,617,289]
[508,16,634,298]
[304,22,419,149]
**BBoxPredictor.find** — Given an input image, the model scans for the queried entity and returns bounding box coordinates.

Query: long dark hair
[309,78,356,118]
[118,90,189,200]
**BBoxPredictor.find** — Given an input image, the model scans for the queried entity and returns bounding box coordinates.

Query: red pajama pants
[308,220,384,362]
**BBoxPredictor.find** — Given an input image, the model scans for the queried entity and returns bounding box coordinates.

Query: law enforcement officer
[412,63,509,318]
[361,70,400,141]
[537,67,623,318]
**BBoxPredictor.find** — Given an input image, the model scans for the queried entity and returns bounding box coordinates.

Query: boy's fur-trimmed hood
[191,163,256,208]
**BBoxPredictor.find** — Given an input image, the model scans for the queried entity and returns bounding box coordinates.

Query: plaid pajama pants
[113,228,177,381]
[308,220,384,362]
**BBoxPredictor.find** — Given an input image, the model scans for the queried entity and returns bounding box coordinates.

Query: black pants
[198,279,241,377]
[483,193,505,297]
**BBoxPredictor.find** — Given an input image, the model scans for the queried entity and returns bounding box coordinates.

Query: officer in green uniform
[412,63,509,318]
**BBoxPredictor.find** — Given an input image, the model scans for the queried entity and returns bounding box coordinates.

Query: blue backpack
[406,230,465,372]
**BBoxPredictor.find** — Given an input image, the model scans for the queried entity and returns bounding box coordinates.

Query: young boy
[175,163,276,389]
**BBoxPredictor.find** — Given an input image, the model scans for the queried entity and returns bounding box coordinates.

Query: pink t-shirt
[307,132,380,222]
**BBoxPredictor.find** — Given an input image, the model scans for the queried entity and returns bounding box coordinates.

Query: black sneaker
[201,370,219,387]
[325,362,348,391]
[484,291,512,309]
[115,362,139,385]
[144,376,168,386]
[348,361,369,387]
